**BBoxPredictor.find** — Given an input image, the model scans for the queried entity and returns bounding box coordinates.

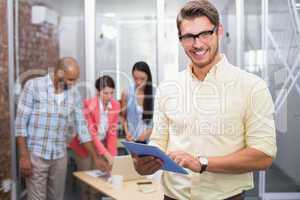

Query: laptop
[110,155,144,181]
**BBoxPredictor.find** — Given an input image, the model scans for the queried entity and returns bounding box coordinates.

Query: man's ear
[217,24,224,38]
[56,69,64,79]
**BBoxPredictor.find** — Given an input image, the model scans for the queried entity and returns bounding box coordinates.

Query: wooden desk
[73,171,164,200]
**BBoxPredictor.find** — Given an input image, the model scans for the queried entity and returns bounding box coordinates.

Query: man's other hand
[94,156,112,173]
[132,155,163,175]
[19,155,32,177]
[169,151,201,172]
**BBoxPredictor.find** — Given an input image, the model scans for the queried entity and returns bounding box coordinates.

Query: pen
[137,181,152,185]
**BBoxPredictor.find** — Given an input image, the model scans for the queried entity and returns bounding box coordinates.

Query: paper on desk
[85,170,107,177]
[138,185,156,194]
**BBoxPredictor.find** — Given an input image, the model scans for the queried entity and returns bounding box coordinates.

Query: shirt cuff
[15,130,27,137]
[247,141,277,158]
[78,132,92,143]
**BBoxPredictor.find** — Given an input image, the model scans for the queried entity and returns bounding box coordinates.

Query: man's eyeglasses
[179,26,217,45]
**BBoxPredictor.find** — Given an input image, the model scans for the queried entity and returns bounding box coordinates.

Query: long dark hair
[132,61,154,124]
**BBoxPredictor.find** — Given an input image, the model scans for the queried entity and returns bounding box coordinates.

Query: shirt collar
[47,73,70,94]
[187,54,235,83]
[46,73,54,87]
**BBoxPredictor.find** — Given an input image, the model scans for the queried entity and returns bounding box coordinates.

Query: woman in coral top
[70,75,120,200]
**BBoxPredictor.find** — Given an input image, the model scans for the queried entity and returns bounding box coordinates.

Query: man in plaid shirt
[15,57,111,200]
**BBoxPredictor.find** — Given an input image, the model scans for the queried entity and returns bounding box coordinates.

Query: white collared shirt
[150,55,276,200]
[98,98,112,140]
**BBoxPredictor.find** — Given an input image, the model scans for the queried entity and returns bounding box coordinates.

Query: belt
[163,193,244,200]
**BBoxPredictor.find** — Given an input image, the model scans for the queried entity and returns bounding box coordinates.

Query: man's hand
[125,133,134,141]
[17,137,32,177]
[103,152,114,167]
[82,141,112,172]
[19,155,32,177]
[137,133,148,142]
[93,156,112,173]
[132,155,163,175]
[169,151,201,173]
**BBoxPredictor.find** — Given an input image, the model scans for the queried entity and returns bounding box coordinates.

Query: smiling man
[133,1,277,200]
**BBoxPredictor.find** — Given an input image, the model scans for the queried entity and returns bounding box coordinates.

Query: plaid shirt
[15,74,91,160]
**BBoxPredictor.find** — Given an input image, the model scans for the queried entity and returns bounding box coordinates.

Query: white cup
[110,175,123,189]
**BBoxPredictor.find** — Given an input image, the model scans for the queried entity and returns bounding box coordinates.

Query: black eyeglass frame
[179,26,218,42]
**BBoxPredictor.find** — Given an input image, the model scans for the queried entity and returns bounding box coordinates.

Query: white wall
[59,17,85,82]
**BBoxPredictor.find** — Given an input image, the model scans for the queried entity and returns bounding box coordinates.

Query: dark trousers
[163,192,244,200]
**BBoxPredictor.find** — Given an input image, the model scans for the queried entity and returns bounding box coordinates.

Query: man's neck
[192,53,222,81]
[192,66,210,81]
[51,74,64,94]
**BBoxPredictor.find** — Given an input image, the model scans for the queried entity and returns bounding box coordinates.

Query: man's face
[179,16,221,69]
[59,68,79,90]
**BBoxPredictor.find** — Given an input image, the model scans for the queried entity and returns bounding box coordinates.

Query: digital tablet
[121,141,188,175]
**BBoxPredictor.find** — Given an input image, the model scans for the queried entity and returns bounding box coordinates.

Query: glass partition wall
[95,0,158,99]
[243,0,300,199]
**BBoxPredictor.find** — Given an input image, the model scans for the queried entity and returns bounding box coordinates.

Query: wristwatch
[198,156,208,174]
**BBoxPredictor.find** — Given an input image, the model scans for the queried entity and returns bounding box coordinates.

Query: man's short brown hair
[176,0,220,36]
